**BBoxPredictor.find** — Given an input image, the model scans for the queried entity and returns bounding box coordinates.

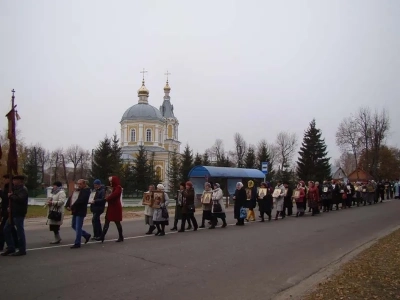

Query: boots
[146,225,156,235]
[170,219,178,231]
[275,212,279,220]
[50,232,62,244]
[99,224,109,243]
[222,218,227,228]
[199,218,205,228]
[116,226,124,243]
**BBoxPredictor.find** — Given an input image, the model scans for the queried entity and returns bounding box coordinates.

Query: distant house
[347,168,373,182]
[331,166,347,181]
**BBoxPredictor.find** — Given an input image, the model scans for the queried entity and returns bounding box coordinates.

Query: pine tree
[194,152,203,166]
[133,145,150,192]
[110,132,122,176]
[180,144,194,182]
[168,149,181,192]
[244,145,256,169]
[148,151,156,185]
[120,163,135,195]
[91,136,114,183]
[256,140,274,182]
[297,119,331,182]
[23,146,40,190]
[203,152,211,166]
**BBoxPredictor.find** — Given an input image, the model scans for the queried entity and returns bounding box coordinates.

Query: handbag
[240,207,247,219]
[213,202,222,213]
[48,205,62,222]
[161,206,169,219]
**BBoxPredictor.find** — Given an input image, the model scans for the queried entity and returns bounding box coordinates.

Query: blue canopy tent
[188,166,265,197]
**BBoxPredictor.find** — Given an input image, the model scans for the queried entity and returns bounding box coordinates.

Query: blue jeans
[4,216,26,252]
[71,215,90,246]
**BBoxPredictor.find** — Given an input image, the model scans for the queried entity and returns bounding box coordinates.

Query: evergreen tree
[194,152,203,166]
[202,152,211,166]
[244,145,256,169]
[256,140,274,182]
[120,163,135,195]
[91,136,114,183]
[168,149,181,192]
[180,144,193,182]
[133,145,150,192]
[217,153,232,167]
[297,119,331,182]
[23,146,40,190]
[148,151,162,186]
[110,132,122,176]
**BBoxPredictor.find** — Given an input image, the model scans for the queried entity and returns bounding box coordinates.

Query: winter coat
[67,187,91,217]
[257,187,273,212]
[174,190,183,220]
[284,187,293,207]
[295,187,306,203]
[182,188,195,214]
[307,186,319,208]
[9,184,29,217]
[47,189,66,226]
[245,187,257,209]
[234,187,247,219]
[90,186,106,213]
[153,192,169,222]
[105,176,123,222]
[321,184,333,200]
[211,188,225,214]
[0,183,10,217]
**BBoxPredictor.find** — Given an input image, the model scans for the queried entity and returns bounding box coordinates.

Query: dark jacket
[258,187,273,212]
[245,186,257,209]
[321,183,333,199]
[234,187,247,219]
[9,184,29,217]
[90,185,106,213]
[284,187,293,207]
[0,183,10,217]
[67,187,91,217]
[182,188,195,214]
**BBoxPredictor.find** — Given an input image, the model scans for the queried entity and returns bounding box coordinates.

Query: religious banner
[323,187,328,193]
[152,191,164,208]
[88,192,96,203]
[258,188,267,198]
[245,188,252,200]
[201,191,212,204]
[142,192,152,206]
[346,185,351,193]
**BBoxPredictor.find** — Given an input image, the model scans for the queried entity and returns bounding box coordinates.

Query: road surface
[0,200,399,300]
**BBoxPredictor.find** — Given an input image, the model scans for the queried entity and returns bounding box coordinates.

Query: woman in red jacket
[99,176,123,243]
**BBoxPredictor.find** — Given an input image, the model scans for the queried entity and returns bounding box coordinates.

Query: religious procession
[1,174,399,256]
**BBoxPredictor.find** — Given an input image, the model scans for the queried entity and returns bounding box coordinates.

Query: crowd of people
[0,174,399,256]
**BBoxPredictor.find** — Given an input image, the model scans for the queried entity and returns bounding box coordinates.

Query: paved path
[0,201,399,300]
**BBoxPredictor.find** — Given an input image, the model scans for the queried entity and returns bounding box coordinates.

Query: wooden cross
[164,70,171,82]
[140,68,148,80]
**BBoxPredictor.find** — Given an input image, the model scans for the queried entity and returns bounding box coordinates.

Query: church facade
[120,77,180,189]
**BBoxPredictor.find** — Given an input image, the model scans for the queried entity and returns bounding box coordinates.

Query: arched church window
[146,129,152,142]
[130,129,136,142]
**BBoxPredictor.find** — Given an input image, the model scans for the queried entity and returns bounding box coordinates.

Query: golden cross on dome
[164,70,171,82]
[140,68,148,81]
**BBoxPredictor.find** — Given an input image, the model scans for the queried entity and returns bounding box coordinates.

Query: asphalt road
[0,201,399,300]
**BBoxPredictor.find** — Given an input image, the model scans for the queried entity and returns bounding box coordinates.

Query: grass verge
[25,206,145,219]
[303,228,400,300]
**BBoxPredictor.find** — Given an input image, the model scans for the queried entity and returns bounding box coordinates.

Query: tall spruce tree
[168,149,181,192]
[23,146,40,190]
[148,151,162,185]
[91,136,114,183]
[256,140,274,182]
[133,145,150,192]
[180,144,193,182]
[110,133,122,176]
[297,119,331,182]
[194,152,203,166]
[244,145,256,169]
[203,152,211,166]
[120,163,135,195]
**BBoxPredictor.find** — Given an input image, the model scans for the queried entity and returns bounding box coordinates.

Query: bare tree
[78,150,91,178]
[339,151,357,175]
[275,131,298,171]
[36,145,50,183]
[230,133,247,168]
[369,109,390,179]
[49,148,64,182]
[207,139,225,163]
[355,107,372,172]
[336,117,362,172]
[65,145,85,181]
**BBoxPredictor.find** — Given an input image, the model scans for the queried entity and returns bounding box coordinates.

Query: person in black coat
[89,179,106,240]
[282,182,293,217]
[1,175,28,256]
[65,179,91,249]
[233,182,247,226]
[257,182,273,222]
[0,175,19,252]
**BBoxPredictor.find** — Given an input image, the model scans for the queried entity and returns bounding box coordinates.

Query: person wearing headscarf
[153,184,169,236]
[245,180,257,222]
[273,181,286,220]
[46,181,66,244]
[282,181,293,217]
[307,181,320,216]
[179,181,198,232]
[144,185,156,235]
[210,183,227,229]
[295,181,306,217]
[89,179,105,240]
[199,182,213,228]
[233,182,247,226]
[171,183,192,231]
[99,176,123,243]
[257,182,273,222]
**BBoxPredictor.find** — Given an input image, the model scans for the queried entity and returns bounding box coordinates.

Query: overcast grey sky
[1,0,399,162]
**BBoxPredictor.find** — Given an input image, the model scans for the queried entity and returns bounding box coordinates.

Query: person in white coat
[210,183,227,229]
[273,181,286,220]
[46,181,66,244]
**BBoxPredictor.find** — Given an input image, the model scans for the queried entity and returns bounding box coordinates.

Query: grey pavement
[0,200,399,300]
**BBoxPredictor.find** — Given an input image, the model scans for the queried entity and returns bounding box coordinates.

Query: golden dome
[164,80,171,92]
[138,80,149,96]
